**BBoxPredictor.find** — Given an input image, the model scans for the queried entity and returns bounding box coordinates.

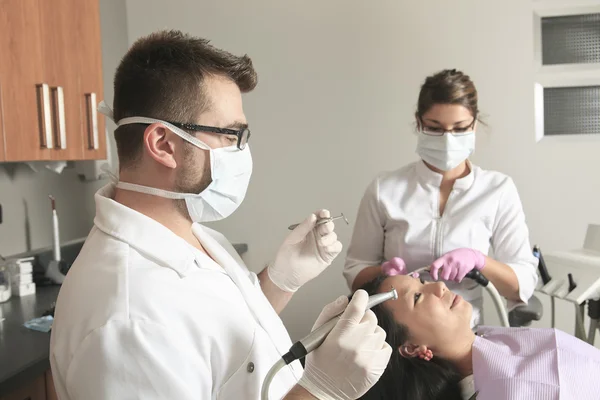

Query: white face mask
[98,102,253,223]
[416,131,475,171]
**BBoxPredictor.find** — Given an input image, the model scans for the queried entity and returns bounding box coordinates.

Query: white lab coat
[344,161,539,325]
[50,184,303,399]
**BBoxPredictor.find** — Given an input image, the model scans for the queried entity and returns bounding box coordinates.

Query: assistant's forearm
[481,257,521,302]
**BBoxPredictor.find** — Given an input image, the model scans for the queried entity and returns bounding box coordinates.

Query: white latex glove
[298,290,392,400]
[267,209,343,292]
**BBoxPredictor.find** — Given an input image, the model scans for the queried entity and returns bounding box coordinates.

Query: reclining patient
[358,274,600,400]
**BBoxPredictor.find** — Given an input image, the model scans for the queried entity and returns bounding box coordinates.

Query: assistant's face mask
[98,101,252,223]
[416,131,475,171]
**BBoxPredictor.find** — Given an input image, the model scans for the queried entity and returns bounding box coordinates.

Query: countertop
[0,285,60,396]
[0,242,248,396]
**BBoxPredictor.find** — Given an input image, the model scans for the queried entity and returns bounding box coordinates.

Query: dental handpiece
[281,288,398,365]
[287,213,349,231]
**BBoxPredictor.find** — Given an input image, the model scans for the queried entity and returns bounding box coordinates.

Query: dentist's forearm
[258,267,294,314]
[481,256,521,302]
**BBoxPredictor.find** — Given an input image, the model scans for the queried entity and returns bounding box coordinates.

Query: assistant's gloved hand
[430,248,486,282]
[267,210,343,292]
[381,257,407,276]
[298,290,392,400]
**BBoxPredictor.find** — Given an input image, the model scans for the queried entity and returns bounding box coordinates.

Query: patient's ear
[399,344,433,361]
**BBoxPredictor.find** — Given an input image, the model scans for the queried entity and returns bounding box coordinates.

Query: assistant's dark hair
[416,69,479,123]
[358,275,463,400]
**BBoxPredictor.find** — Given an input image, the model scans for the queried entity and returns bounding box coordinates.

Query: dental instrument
[534,245,555,328]
[534,245,552,285]
[46,195,66,284]
[587,299,600,346]
[413,267,510,328]
[287,213,349,231]
[50,195,61,262]
[261,288,398,400]
[568,273,587,340]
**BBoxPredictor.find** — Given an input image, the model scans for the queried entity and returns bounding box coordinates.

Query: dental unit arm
[260,288,398,400]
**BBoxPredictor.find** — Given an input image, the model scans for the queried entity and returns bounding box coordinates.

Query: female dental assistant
[344,69,539,326]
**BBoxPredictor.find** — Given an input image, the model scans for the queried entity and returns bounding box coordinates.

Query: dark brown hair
[416,69,479,122]
[112,30,258,168]
[359,275,464,400]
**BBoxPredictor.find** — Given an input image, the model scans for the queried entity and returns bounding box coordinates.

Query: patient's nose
[427,281,447,298]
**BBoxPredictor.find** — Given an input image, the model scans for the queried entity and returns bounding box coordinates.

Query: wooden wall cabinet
[0,0,106,162]
[0,370,57,400]
[0,374,46,400]
[45,370,58,400]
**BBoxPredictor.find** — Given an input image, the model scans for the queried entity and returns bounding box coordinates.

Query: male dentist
[50,30,391,400]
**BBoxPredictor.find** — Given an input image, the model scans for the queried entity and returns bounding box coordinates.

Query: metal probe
[288,213,349,231]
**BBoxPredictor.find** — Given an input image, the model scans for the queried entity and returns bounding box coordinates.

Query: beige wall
[112,0,598,345]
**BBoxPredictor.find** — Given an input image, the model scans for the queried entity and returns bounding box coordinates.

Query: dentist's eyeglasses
[167,121,251,150]
[420,118,476,136]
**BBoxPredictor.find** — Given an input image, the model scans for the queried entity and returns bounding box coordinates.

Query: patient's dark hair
[359,275,464,400]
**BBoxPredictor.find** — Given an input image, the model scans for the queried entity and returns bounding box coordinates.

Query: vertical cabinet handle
[37,83,53,149]
[51,86,67,150]
[85,92,98,150]
[0,82,4,154]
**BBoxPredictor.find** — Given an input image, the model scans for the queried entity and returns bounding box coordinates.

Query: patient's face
[380,275,473,353]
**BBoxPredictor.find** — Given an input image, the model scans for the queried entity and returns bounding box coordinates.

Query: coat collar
[93,183,197,277]
[415,160,475,191]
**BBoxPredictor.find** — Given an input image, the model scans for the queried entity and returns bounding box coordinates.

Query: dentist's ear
[143,123,178,169]
[399,344,433,361]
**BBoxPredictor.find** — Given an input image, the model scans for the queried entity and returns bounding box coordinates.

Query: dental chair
[508,295,543,327]
[507,246,546,327]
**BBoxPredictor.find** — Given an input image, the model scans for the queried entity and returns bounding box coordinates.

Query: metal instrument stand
[587,299,600,346]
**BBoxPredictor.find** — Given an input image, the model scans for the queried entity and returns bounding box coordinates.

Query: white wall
[0,0,126,258]
[124,0,600,342]
[0,165,91,257]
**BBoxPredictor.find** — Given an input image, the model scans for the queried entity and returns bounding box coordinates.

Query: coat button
[247,362,255,373]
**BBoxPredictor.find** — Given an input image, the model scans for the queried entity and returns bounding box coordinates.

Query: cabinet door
[45,370,58,400]
[38,0,84,160]
[75,0,107,160]
[0,0,52,161]
[0,83,5,161]
[0,374,46,400]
